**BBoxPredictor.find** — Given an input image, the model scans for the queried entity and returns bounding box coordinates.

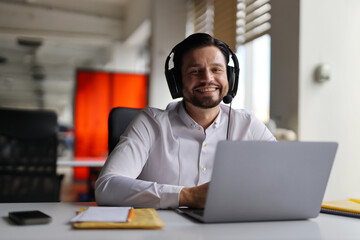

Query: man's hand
[179,182,209,208]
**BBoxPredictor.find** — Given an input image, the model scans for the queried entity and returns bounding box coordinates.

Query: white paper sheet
[70,206,132,223]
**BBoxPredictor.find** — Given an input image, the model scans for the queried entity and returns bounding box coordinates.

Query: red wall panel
[74,70,147,179]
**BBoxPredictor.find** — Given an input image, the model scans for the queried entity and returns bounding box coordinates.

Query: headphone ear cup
[165,68,183,99]
[224,46,240,101]
[227,66,236,97]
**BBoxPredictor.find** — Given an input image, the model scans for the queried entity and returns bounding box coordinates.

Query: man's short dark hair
[172,33,231,77]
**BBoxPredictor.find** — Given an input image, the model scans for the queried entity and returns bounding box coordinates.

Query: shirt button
[198,127,201,131]
[204,143,207,147]
[202,167,207,172]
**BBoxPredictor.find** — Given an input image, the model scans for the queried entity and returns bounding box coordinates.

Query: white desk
[1,202,360,240]
[57,160,104,167]
[57,157,106,167]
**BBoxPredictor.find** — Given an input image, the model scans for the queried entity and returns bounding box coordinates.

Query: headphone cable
[226,101,232,140]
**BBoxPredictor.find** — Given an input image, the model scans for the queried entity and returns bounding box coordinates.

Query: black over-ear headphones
[164,43,240,104]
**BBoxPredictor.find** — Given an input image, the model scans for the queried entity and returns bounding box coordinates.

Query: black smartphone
[8,210,52,225]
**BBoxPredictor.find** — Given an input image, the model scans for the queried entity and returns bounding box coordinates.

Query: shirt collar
[213,107,221,128]
[177,101,222,129]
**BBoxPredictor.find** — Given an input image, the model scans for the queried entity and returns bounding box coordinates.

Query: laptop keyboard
[191,209,204,216]
[179,208,204,216]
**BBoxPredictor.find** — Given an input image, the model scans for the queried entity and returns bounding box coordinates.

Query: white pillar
[148,0,187,109]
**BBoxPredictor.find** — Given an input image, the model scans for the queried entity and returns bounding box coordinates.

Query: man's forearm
[95,175,182,209]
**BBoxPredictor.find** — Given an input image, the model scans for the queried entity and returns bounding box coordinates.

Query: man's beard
[186,94,223,108]
[183,83,225,109]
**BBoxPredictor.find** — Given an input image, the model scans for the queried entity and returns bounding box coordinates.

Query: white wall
[148,0,187,109]
[89,0,187,109]
[299,0,360,200]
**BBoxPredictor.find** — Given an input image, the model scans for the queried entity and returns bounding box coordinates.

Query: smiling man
[95,33,276,209]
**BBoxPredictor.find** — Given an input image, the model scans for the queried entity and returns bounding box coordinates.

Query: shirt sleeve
[249,111,277,141]
[231,108,277,141]
[95,110,183,209]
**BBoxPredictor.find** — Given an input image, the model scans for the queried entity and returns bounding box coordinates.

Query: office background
[0,0,359,201]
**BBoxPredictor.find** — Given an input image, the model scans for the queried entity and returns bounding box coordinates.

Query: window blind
[213,0,238,50]
[186,0,214,36]
[186,0,271,47]
[237,0,271,45]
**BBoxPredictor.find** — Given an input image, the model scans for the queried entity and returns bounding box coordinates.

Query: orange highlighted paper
[72,208,163,229]
[321,198,360,218]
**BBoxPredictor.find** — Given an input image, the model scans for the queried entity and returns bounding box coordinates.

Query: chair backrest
[108,107,142,154]
[0,108,58,171]
[0,108,63,202]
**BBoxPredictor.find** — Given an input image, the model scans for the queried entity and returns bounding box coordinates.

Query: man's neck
[183,101,220,130]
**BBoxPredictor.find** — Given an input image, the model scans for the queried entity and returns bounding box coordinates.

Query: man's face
[181,46,228,109]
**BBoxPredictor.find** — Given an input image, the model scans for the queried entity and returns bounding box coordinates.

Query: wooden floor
[57,150,94,202]
[58,166,89,202]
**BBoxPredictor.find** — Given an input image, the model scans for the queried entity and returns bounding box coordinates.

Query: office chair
[0,108,63,202]
[108,107,142,154]
[87,107,142,201]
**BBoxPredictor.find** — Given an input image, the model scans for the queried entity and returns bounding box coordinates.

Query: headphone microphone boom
[223,95,233,104]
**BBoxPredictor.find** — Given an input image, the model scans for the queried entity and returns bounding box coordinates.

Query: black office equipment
[0,108,63,202]
[9,210,52,225]
[107,107,142,154]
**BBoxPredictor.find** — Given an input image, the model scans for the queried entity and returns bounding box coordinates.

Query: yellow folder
[321,199,360,218]
[72,208,164,229]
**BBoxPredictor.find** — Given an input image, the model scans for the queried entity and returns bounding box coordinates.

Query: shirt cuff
[159,184,184,209]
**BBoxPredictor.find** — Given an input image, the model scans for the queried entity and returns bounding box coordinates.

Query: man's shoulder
[143,101,180,119]
[220,104,254,118]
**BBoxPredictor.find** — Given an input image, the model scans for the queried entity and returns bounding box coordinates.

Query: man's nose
[201,69,213,82]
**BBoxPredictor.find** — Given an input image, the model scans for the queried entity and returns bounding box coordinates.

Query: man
[95,33,276,209]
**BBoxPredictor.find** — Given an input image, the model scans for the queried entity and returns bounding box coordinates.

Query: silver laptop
[177,141,338,223]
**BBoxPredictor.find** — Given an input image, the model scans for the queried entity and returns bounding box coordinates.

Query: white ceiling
[4,0,129,19]
[0,0,145,124]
